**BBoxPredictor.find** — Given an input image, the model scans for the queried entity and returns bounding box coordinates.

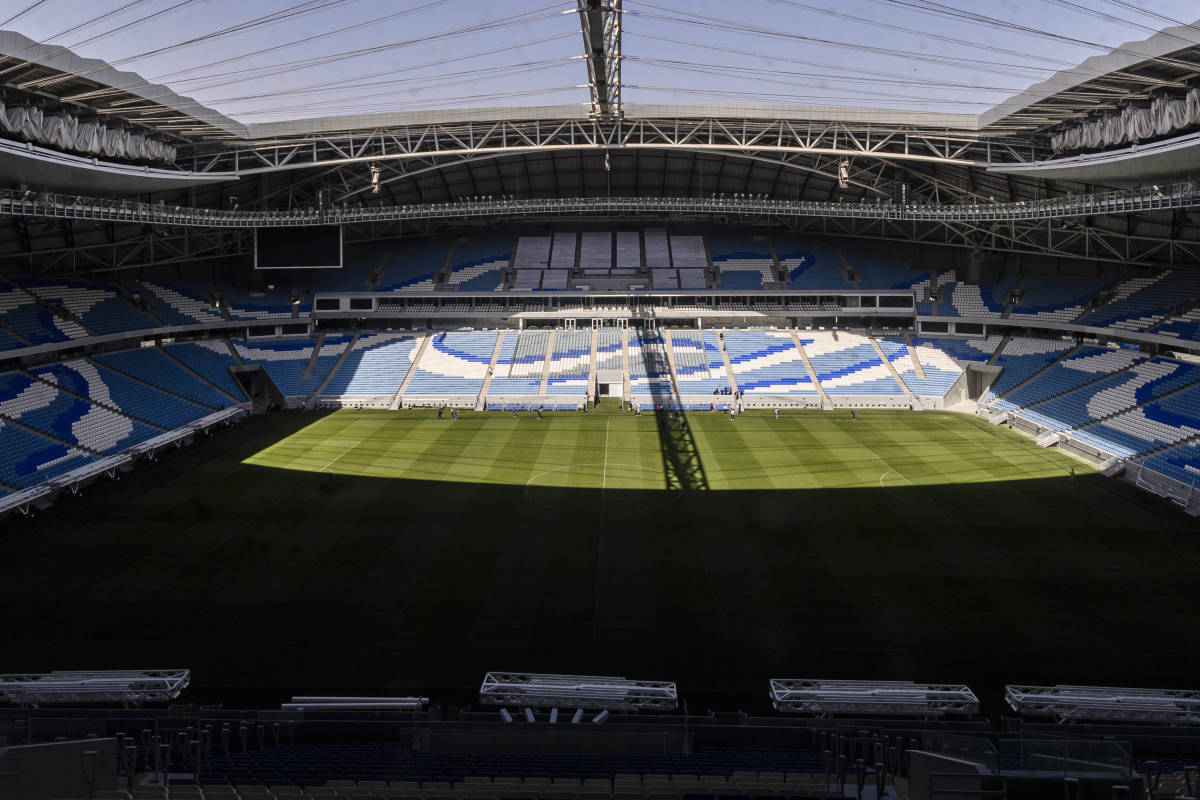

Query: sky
[3,0,1200,123]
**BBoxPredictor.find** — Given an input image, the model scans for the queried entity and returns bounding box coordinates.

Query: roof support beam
[575,0,622,119]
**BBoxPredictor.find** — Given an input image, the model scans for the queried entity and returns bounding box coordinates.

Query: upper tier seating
[616,230,641,268]
[162,340,244,400]
[404,331,497,397]
[550,233,577,269]
[1155,308,1200,341]
[321,334,417,397]
[579,232,612,270]
[847,253,925,290]
[1007,275,1116,324]
[1138,440,1200,486]
[447,236,511,292]
[877,338,963,397]
[776,238,850,290]
[914,268,957,316]
[0,281,72,346]
[671,332,729,394]
[678,268,708,289]
[488,331,547,395]
[723,330,816,395]
[304,245,379,293]
[1079,270,1200,331]
[644,229,670,267]
[804,332,905,396]
[710,232,773,290]
[545,330,591,397]
[24,362,162,451]
[1017,358,1200,433]
[910,335,1001,363]
[513,236,551,269]
[375,242,445,291]
[946,276,1017,318]
[222,285,300,320]
[981,337,1075,403]
[990,346,1144,412]
[135,280,224,326]
[669,234,707,268]
[94,347,229,409]
[18,276,155,335]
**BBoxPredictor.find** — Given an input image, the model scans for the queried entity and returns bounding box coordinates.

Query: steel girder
[4,182,1197,228]
[577,0,622,118]
[179,117,1048,179]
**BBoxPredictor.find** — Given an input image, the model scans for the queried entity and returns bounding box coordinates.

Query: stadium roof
[1,4,1199,143]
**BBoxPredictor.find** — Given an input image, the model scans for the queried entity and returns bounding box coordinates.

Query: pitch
[2,406,1197,711]
[245,406,1090,490]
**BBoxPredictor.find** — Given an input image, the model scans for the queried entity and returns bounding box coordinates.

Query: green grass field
[2,406,1198,711]
[245,405,1092,490]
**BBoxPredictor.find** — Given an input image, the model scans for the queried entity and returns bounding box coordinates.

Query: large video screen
[254,225,342,269]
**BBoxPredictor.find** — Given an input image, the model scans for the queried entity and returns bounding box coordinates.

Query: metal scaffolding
[1005,684,1200,725]
[0,669,190,707]
[479,672,678,711]
[770,678,979,717]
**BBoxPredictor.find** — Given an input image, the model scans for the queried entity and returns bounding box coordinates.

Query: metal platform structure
[0,669,190,707]
[280,696,429,711]
[770,679,980,718]
[1005,684,1200,725]
[479,672,678,711]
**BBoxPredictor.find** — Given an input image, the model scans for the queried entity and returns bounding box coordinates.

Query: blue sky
[4,0,1200,122]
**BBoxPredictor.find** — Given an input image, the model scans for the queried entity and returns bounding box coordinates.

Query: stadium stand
[616,230,641,268]
[910,335,1001,364]
[1079,270,1200,331]
[375,241,445,291]
[17,275,155,334]
[544,330,591,397]
[669,233,707,267]
[945,276,1018,318]
[709,232,774,290]
[914,268,958,316]
[989,346,1144,412]
[404,331,498,399]
[234,338,338,398]
[221,285,301,320]
[981,338,1076,403]
[93,347,230,409]
[846,252,925,290]
[162,340,244,400]
[804,332,906,398]
[878,338,963,397]
[1006,275,1117,324]
[722,330,817,396]
[0,280,73,345]
[488,330,548,396]
[23,361,163,451]
[1138,439,1200,486]
[670,332,729,395]
[135,280,224,326]
[1154,307,1200,341]
[551,232,577,269]
[643,229,670,266]
[776,237,850,290]
[627,329,674,404]
[446,235,511,292]
[0,417,93,492]
[320,334,418,398]
[595,330,622,373]
[1070,385,1200,459]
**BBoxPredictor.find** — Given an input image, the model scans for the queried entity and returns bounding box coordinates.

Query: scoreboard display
[254,225,342,269]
